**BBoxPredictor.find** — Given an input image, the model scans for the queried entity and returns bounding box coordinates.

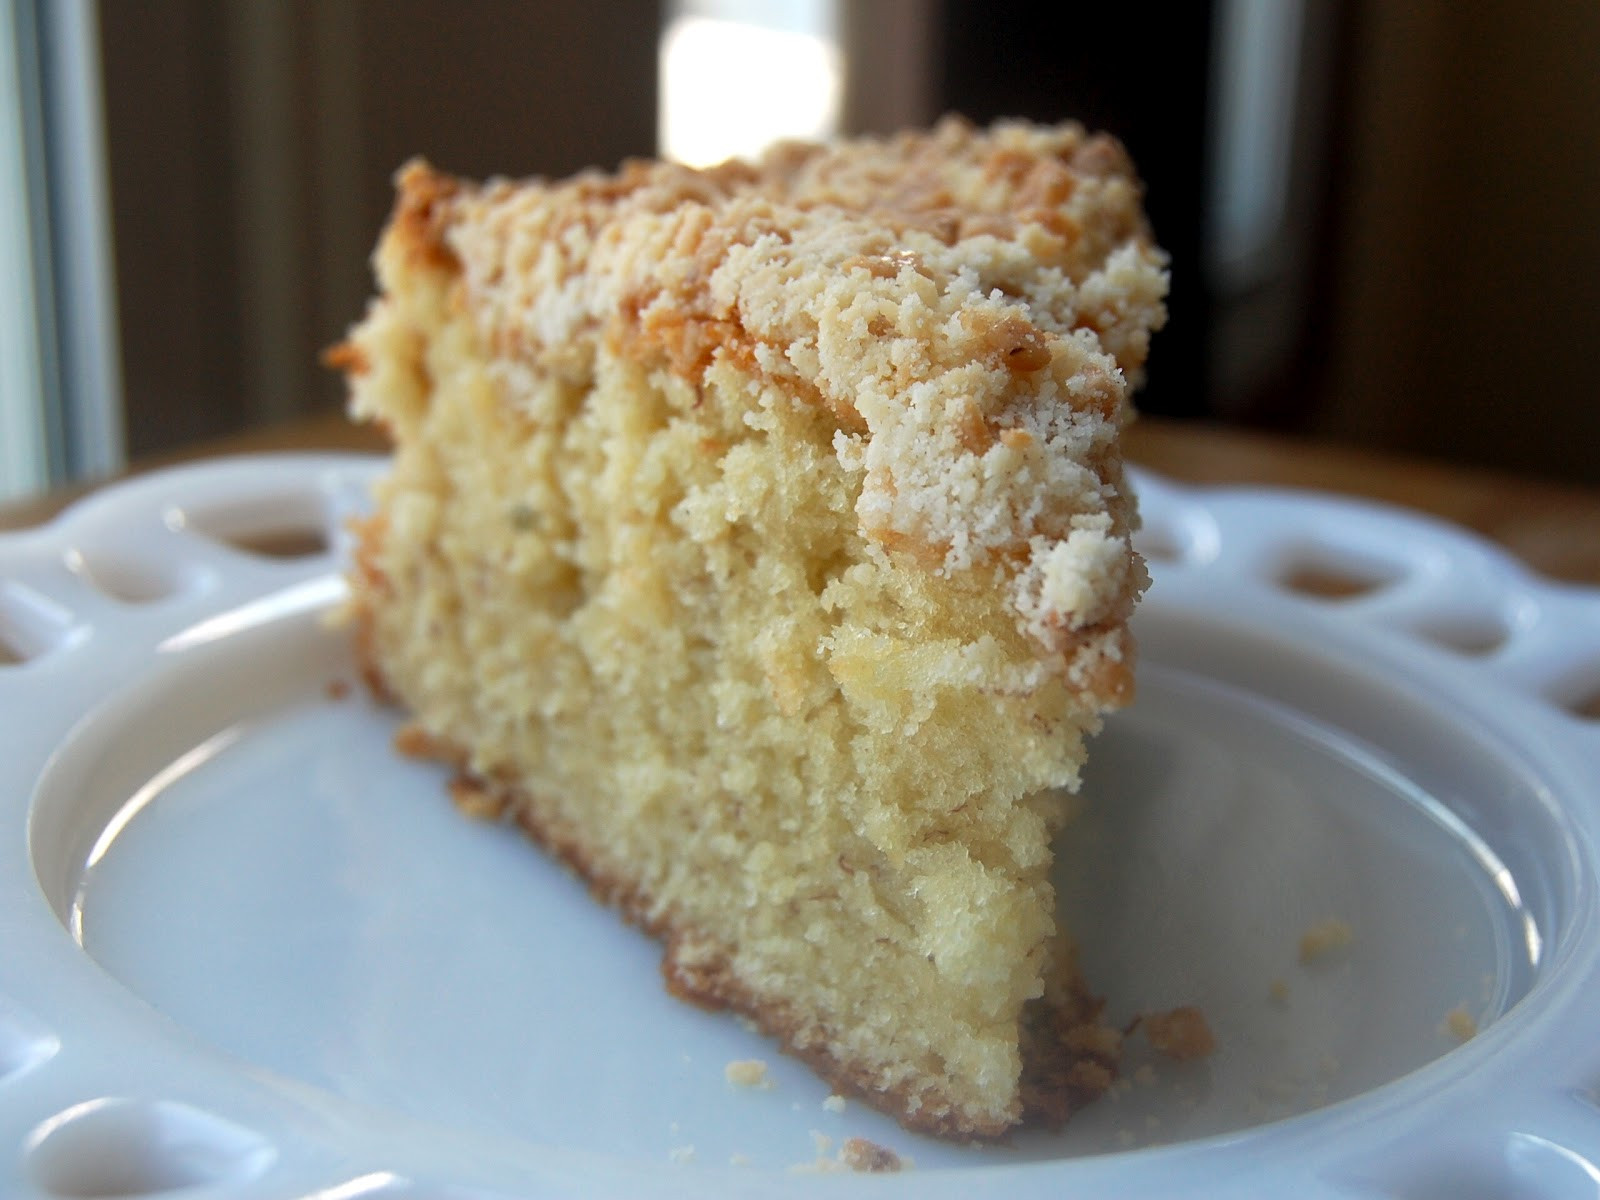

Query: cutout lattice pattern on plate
[0,456,1597,1198]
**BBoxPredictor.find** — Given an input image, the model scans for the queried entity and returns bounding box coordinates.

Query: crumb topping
[379,117,1165,670]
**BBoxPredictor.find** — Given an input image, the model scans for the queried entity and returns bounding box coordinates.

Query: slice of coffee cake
[334,118,1166,1139]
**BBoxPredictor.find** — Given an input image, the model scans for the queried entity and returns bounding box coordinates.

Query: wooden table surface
[3,411,1598,586]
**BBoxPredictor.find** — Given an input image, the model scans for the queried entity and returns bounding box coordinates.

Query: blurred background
[3,0,1598,505]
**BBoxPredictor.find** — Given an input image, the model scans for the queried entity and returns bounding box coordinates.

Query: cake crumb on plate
[792,1133,907,1174]
[1444,1007,1478,1041]
[1140,1006,1217,1062]
[1298,917,1354,963]
[724,1058,773,1089]
[838,1137,903,1173]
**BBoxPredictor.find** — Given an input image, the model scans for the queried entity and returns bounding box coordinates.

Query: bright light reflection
[158,574,347,655]
[302,1173,408,1200]
[659,13,842,167]
[1510,1134,1600,1185]
[70,726,243,944]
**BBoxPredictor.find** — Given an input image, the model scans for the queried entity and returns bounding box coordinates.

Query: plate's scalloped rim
[0,453,1597,1199]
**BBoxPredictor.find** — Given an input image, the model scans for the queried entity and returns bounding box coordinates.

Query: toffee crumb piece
[1141,1006,1216,1062]
[394,722,447,759]
[321,339,369,375]
[449,776,509,821]
[325,678,351,700]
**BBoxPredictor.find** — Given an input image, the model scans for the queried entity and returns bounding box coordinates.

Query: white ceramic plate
[2,454,1598,1198]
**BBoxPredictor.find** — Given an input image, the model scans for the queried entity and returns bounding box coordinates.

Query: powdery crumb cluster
[1099,1057,1211,1150]
[1255,917,1491,1124]
[1091,1004,1217,1149]
[1247,1052,1344,1122]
